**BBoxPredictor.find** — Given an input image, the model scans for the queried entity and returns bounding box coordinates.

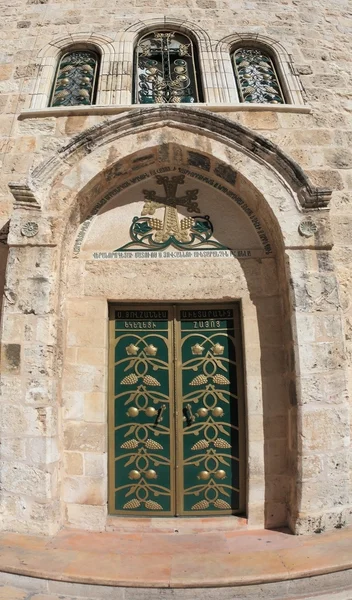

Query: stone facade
[0,0,351,536]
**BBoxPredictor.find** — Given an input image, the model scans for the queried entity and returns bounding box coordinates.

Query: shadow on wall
[0,223,9,327]
[240,257,294,531]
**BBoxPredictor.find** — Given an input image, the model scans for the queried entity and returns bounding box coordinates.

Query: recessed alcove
[59,142,292,531]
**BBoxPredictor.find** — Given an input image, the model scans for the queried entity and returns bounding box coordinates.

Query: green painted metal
[111,305,242,516]
[113,309,173,514]
[179,308,240,514]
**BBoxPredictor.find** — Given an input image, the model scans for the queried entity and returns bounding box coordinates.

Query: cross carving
[141,175,200,243]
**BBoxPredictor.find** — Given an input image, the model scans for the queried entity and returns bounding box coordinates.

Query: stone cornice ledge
[19,102,311,120]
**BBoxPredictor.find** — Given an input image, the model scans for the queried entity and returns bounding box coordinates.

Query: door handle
[185,403,196,426]
[155,404,166,425]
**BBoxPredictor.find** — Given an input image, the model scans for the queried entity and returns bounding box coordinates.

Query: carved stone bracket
[298,186,332,210]
[8,182,41,210]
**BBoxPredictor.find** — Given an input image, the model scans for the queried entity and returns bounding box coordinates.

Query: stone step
[1,570,352,600]
[1,526,352,598]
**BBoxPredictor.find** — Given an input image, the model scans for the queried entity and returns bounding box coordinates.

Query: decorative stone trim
[8,183,41,210]
[298,220,318,238]
[21,222,39,238]
[29,106,331,211]
[19,102,311,120]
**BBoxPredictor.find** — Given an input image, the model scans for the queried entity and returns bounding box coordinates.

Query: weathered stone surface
[63,476,106,505]
[65,503,107,531]
[64,423,106,453]
[0,0,351,539]
[64,451,83,476]
[0,461,53,499]
[0,587,27,599]
[2,343,21,370]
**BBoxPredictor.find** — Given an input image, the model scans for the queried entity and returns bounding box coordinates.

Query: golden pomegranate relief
[212,343,224,355]
[145,344,158,356]
[191,343,204,355]
[126,343,139,356]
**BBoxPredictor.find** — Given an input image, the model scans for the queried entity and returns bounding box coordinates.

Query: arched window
[134,31,203,104]
[232,47,285,104]
[50,50,99,107]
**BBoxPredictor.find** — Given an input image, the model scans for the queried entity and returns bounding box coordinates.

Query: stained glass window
[50,50,99,107]
[134,31,203,104]
[232,48,285,104]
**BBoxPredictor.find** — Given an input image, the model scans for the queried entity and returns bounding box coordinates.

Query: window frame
[133,29,204,105]
[26,28,306,114]
[231,46,287,105]
[49,48,101,108]
[216,34,305,106]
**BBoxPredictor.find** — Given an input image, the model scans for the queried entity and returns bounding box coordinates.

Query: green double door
[109,304,245,516]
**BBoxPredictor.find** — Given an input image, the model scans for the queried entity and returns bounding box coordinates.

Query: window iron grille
[50,50,99,107]
[232,48,285,104]
[135,31,202,104]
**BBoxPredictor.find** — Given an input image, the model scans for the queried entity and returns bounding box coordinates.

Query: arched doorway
[63,145,289,528]
[2,107,347,535]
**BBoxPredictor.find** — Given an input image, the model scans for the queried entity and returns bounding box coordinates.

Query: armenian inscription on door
[109,305,244,516]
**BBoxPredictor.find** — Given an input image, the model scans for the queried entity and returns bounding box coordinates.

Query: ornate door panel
[109,308,175,515]
[176,307,244,515]
[109,304,244,516]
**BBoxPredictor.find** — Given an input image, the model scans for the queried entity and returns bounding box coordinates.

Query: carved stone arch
[123,17,212,46]
[65,143,284,260]
[216,32,292,57]
[31,33,115,110]
[215,33,305,105]
[56,137,294,532]
[29,106,331,212]
[35,111,335,535]
[5,107,349,536]
[36,32,115,60]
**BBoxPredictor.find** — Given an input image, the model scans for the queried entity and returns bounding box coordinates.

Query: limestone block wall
[0,0,351,534]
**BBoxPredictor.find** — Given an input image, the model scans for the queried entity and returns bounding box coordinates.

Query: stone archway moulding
[13,106,331,213]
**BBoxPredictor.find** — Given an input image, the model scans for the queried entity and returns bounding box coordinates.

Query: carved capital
[8,182,41,210]
[298,186,332,210]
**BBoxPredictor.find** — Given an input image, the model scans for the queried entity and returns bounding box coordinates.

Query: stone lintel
[19,103,312,120]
